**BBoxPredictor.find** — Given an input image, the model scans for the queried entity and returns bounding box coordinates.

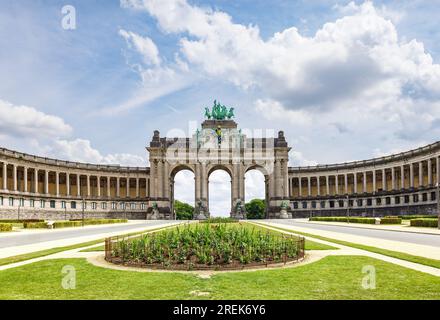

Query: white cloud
[119,29,161,66]
[0,99,72,139]
[49,138,146,166]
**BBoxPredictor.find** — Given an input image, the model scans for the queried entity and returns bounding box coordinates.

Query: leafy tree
[174,200,194,220]
[245,199,266,219]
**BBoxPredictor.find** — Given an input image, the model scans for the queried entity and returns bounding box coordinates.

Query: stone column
[372,170,376,193]
[86,175,90,197]
[77,174,81,196]
[2,162,7,190]
[23,167,28,192]
[391,167,395,190]
[164,162,170,200]
[116,177,120,197]
[126,177,130,197]
[316,176,320,196]
[353,173,357,194]
[97,176,101,197]
[363,172,367,193]
[344,174,348,194]
[44,170,49,194]
[326,176,330,195]
[410,163,414,188]
[107,176,111,197]
[437,157,440,186]
[401,165,405,189]
[298,176,302,197]
[55,171,59,196]
[66,173,70,196]
[13,164,17,191]
[307,177,311,196]
[419,162,423,187]
[382,169,386,191]
[136,178,139,197]
[335,175,339,195]
[34,169,39,193]
[428,159,432,186]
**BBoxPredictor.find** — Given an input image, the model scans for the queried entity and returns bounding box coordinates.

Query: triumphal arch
[147,101,292,219]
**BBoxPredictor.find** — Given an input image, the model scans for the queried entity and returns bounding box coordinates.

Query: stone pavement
[0,220,184,259]
[294,218,440,235]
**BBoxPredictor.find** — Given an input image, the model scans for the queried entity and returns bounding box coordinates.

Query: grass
[0,256,439,299]
[252,222,440,269]
[0,224,181,266]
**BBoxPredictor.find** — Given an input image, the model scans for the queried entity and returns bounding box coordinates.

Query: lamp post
[82,197,85,227]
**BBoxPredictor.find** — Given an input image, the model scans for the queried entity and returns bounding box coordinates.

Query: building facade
[0,112,438,220]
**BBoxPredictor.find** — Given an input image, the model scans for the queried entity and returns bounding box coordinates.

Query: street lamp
[82,197,85,227]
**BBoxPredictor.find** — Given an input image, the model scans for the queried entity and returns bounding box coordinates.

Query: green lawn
[253,223,440,269]
[0,256,439,299]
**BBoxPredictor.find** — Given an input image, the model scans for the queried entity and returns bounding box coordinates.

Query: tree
[174,200,194,220]
[245,199,266,219]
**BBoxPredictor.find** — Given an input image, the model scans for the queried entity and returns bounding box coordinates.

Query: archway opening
[172,169,195,220]
[208,169,232,218]
[245,169,268,219]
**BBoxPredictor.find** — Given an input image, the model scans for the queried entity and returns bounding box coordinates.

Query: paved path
[260,220,440,260]
[0,220,184,259]
[269,219,440,247]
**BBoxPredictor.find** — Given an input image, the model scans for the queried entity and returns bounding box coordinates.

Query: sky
[1,0,440,216]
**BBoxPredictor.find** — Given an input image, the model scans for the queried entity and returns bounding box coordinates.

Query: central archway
[245,165,270,219]
[207,165,233,218]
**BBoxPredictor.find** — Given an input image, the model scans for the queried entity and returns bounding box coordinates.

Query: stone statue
[279,200,290,219]
[204,100,235,120]
[234,199,245,219]
[204,107,211,119]
[151,202,159,219]
[195,200,208,220]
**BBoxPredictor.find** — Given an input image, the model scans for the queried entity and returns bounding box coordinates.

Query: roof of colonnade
[0,147,149,174]
[289,140,440,173]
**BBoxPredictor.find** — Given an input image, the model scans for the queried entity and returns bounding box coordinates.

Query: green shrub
[23,222,48,229]
[200,217,239,224]
[380,217,402,224]
[310,217,376,224]
[0,219,43,223]
[0,223,13,232]
[410,218,438,228]
[53,221,83,228]
[245,199,266,219]
[110,223,303,268]
[401,215,436,220]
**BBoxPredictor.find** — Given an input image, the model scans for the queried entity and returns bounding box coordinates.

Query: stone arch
[245,164,270,218]
[169,164,195,219]
[206,164,233,217]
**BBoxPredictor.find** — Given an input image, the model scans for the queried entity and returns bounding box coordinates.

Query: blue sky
[1,1,440,215]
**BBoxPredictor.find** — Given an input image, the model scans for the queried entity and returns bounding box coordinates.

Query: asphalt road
[0,220,177,248]
[267,219,440,247]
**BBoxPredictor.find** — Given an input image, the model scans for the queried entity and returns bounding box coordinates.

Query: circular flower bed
[105,223,305,270]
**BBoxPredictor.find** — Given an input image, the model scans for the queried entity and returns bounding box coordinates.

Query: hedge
[380,217,402,224]
[54,219,128,229]
[0,219,44,223]
[0,223,13,232]
[53,221,83,228]
[309,217,376,224]
[23,222,48,229]
[410,218,438,228]
[400,215,436,220]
